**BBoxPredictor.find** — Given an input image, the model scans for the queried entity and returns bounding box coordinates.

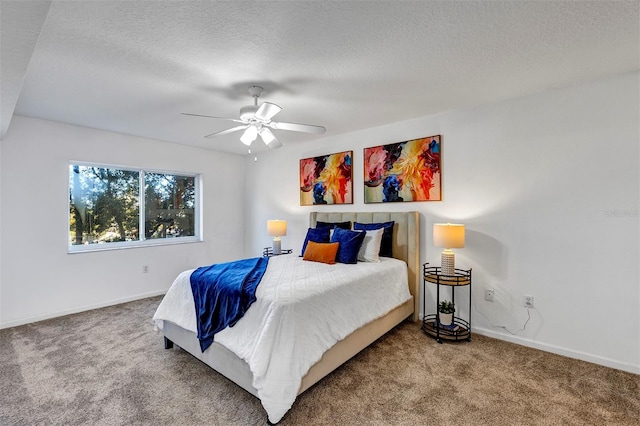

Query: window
[69,164,199,252]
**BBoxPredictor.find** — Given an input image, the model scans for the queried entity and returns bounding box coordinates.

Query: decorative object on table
[363,135,441,203]
[438,300,455,325]
[433,223,465,276]
[300,151,353,205]
[267,220,287,255]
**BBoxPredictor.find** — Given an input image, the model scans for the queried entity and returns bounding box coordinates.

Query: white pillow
[357,228,384,262]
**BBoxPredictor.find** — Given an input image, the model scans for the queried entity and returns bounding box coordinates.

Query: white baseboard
[472,326,640,375]
[0,290,167,330]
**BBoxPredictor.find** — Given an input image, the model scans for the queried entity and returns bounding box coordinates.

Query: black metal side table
[421,263,472,343]
[262,247,293,257]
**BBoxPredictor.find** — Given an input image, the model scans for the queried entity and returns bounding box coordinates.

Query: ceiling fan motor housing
[240,105,259,121]
[247,85,264,97]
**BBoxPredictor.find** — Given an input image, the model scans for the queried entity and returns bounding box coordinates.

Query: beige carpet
[1,296,638,425]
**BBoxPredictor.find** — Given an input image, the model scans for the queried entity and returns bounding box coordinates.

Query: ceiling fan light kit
[240,125,258,146]
[183,85,326,151]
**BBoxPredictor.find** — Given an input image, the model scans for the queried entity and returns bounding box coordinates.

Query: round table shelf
[421,314,471,342]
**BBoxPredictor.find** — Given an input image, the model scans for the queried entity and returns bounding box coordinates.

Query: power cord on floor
[473,298,531,335]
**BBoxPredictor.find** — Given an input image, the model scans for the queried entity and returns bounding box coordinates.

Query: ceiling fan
[183,85,326,150]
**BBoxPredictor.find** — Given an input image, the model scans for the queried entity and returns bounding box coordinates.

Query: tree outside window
[144,173,196,239]
[69,164,198,250]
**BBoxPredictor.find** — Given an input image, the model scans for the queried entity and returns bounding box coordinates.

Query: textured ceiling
[2,1,639,155]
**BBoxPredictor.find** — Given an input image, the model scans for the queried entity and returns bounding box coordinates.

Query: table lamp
[433,223,465,276]
[267,220,287,255]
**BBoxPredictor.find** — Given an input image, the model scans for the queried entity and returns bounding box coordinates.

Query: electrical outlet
[485,289,494,302]
[523,295,534,308]
[143,265,149,273]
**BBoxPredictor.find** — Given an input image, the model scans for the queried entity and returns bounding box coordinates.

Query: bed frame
[162,211,419,407]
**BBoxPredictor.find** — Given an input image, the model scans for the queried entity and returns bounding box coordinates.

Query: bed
[153,211,419,423]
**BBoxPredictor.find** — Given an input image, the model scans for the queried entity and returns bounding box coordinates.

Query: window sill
[67,237,202,254]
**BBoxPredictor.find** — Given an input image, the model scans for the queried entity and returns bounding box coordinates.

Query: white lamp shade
[267,220,287,237]
[433,223,465,248]
[240,126,258,146]
[260,127,276,144]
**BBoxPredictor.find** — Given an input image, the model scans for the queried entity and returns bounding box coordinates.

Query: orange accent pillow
[302,241,339,264]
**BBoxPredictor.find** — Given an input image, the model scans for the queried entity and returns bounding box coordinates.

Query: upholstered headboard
[309,211,420,321]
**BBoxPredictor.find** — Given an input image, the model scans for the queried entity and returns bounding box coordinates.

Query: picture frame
[300,150,353,205]
[363,135,441,203]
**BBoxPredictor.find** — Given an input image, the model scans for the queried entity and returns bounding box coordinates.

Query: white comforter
[153,255,411,423]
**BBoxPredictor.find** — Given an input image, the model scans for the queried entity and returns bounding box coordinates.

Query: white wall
[1,73,637,374]
[0,138,3,323]
[0,116,246,327]
[245,72,640,373]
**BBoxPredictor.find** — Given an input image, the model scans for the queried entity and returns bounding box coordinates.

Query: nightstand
[421,263,472,343]
[262,247,293,257]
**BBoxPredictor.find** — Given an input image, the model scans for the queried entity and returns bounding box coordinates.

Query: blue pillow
[301,227,331,256]
[330,227,366,264]
[353,221,394,257]
[316,221,351,230]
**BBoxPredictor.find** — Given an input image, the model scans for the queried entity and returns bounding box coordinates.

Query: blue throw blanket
[190,257,269,352]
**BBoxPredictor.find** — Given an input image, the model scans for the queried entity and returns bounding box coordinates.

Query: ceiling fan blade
[269,121,326,134]
[259,128,282,149]
[254,102,282,121]
[182,113,244,123]
[204,125,248,138]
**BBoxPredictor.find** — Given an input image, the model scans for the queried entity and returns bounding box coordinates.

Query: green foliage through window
[69,165,198,249]
[144,173,196,240]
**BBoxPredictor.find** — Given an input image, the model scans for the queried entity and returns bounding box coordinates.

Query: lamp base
[272,238,281,255]
[441,250,455,276]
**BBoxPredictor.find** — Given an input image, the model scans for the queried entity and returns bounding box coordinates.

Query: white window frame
[68,162,202,253]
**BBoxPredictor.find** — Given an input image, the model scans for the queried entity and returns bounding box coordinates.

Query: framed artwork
[364,135,441,203]
[300,150,353,205]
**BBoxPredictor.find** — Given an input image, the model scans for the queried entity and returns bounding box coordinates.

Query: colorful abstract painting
[364,135,441,203]
[300,151,353,205]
